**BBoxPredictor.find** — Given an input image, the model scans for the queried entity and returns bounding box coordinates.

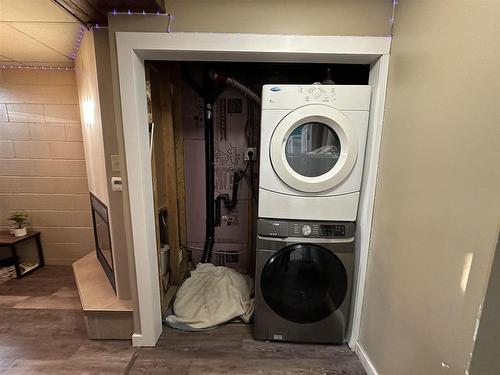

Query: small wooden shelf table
[0,231,45,279]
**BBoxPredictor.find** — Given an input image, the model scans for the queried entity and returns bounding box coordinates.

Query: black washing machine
[253,219,355,344]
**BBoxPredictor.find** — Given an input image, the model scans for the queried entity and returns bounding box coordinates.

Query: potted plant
[8,211,29,237]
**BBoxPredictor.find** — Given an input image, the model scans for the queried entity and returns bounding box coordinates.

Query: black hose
[201,101,216,264]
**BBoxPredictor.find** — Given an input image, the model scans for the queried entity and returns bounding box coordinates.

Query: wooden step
[72,252,134,340]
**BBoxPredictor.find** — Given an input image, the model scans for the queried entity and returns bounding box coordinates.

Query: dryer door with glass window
[260,243,348,323]
[270,104,358,193]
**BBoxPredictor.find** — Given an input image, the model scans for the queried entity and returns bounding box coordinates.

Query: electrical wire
[242,98,258,202]
[390,0,397,36]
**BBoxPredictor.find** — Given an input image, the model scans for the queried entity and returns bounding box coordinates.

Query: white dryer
[258,84,371,221]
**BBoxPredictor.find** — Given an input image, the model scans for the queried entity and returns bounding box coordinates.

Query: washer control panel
[258,219,355,239]
[293,222,319,237]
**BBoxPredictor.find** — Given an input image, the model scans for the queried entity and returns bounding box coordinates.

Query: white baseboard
[356,343,378,375]
[132,333,144,347]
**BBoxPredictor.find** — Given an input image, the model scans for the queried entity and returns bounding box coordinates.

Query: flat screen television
[90,193,116,292]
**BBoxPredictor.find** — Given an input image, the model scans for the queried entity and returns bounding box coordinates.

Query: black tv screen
[90,193,115,292]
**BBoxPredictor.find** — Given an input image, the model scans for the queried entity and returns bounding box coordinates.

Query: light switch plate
[111,155,121,172]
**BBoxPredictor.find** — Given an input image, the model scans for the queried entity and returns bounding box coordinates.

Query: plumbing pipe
[183,67,260,264]
[215,170,244,225]
[201,101,216,263]
[181,67,219,263]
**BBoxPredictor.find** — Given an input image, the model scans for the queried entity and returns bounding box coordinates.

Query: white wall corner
[132,333,144,347]
[356,343,379,375]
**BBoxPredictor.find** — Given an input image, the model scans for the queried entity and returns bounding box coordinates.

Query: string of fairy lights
[390,0,398,36]
[0,10,173,71]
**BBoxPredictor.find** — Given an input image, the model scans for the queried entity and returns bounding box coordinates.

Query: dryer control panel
[261,84,372,111]
[258,219,355,239]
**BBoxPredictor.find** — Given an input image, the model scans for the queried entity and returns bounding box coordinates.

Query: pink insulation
[183,83,255,273]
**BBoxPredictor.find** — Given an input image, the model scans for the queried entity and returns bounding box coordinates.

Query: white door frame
[114,32,391,347]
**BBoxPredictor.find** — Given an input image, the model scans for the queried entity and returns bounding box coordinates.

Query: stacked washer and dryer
[254,84,371,344]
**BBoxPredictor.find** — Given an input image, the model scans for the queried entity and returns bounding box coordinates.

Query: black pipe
[182,67,220,264]
[215,194,229,226]
[201,101,216,263]
[224,170,243,210]
[214,170,244,226]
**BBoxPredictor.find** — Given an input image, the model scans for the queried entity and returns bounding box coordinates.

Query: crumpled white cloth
[165,263,254,330]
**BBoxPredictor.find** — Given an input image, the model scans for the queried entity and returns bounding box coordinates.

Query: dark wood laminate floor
[0,266,366,375]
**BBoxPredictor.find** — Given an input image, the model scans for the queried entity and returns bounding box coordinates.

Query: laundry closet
[145,61,370,340]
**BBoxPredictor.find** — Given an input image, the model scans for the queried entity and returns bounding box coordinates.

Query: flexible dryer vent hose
[209,72,261,105]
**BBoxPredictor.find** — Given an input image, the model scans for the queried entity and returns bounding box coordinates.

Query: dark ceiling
[51,0,166,26]
[176,62,370,88]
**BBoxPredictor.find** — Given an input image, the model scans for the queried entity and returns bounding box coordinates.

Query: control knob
[301,225,312,237]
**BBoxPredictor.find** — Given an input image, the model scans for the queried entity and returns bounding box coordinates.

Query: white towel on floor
[165,263,254,330]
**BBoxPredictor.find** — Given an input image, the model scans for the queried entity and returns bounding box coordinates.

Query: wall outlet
[244,147,257,161]
[111,176,123,191]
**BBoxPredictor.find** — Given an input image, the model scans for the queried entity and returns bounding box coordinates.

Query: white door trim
[114,32,391,347]
[347,54,391,348]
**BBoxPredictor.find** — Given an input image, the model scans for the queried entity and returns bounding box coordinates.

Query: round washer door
[261,243,348,324]
[270,104,358,193]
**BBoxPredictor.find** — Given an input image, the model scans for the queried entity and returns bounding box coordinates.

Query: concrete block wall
[0,68,93,264]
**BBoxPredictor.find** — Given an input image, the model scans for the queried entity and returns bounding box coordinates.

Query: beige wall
[359,1,500,374]
[470,229,500,375]
[0,68,93,264]
[166,0,393,36]
[75,31,109,205]
[75,29,132,299]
